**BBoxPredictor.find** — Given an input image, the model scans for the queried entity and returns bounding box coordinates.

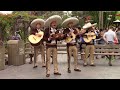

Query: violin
[50,33,64,40]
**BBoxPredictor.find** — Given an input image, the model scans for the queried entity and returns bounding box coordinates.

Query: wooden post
[99,11,103,29]
[0,41,5,70]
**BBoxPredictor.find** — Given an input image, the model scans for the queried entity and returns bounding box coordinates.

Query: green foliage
[72,11,117,28]
[13,11,44,20]
[1,11,118,43]
[115,11,120,20]
[104,11,117,28]
[0,13,15,41]
[0,11,44,42]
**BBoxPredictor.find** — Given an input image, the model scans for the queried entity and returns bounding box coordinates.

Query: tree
[0,13,15,41]
[103,11,117,28]
[29,11,64,19]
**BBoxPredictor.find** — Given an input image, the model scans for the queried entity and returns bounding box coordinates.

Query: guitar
[65,28,80,43]
[65,32,76,43]
[83,32,96,43]
[28,31,44,45]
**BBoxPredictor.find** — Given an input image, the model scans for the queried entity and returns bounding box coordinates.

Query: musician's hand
[61,34,64,37]
[49,35,53,40]
[69,32,72,36]
[35,33,41,37]
[49,36,52,39]
[55,35,59,38]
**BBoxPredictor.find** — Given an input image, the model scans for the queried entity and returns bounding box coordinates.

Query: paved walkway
[0,55,120,79]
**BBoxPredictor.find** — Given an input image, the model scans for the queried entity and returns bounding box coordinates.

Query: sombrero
[45,15,62,27]
[113,19,120,23]
[15,30,20,33]
[82,22,97,29]
[62,17,79,27]
[31,19,45,29]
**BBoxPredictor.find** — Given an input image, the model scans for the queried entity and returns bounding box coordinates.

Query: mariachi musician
[62,17,81,73]
[29,19,46,68]
[81,22,97,66]
[44,15,62,77]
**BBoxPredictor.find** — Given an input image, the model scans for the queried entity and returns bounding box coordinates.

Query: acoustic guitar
[65,28,80,43]
[65,32,76,43]
[28,31,44,45]
[83,32,96,43]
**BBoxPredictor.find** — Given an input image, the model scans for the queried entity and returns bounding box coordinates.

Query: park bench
[24,42,81,63]
[81,44,120,65]
[24,42,82,55]
[24,42,120,65]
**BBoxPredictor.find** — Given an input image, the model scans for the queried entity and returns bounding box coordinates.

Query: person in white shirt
[103,26,118,66]
[103,26,117,44]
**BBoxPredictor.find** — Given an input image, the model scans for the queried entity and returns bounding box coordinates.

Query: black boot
[68,68,71,73]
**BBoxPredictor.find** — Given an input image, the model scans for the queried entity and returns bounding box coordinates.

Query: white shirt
[68,28,76,43]
[103,29,116,42]
[50,27,56,34]
[48,27,57,44]
[37,29,41,32]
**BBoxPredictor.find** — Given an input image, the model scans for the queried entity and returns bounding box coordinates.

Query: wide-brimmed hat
[31,19,45,29]
[113,19,120,23]
[15,30,20,33]
[45,15,62,27]
[62,17,79,27]
[82,22,97,29]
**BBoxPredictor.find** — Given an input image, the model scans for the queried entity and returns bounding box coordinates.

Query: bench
[24,42,81,63]
[25,42,68,55]
[25,42,120,65]
[81,44,120,65]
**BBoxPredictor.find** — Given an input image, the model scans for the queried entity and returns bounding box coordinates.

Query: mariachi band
[28,15,97,77]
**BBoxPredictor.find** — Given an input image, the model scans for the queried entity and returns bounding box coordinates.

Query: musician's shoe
[68,69,71,73]
[51,55,53,58]
[74,68,81,72]
[72,54,73,57]
[83,63,88,67]
[51,61,53,64]
[42,65,46,67]
[29,61,33,64]
[54,72,61,75]
[46,74,50,77]
[42,64,46,67]
[90,64,96,66]
[33,65,38,68]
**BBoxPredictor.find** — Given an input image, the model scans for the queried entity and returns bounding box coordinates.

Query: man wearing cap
[81,22,97,66]
[30,19,46,68]
[44,15,62,77]
[62,17,81,73]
